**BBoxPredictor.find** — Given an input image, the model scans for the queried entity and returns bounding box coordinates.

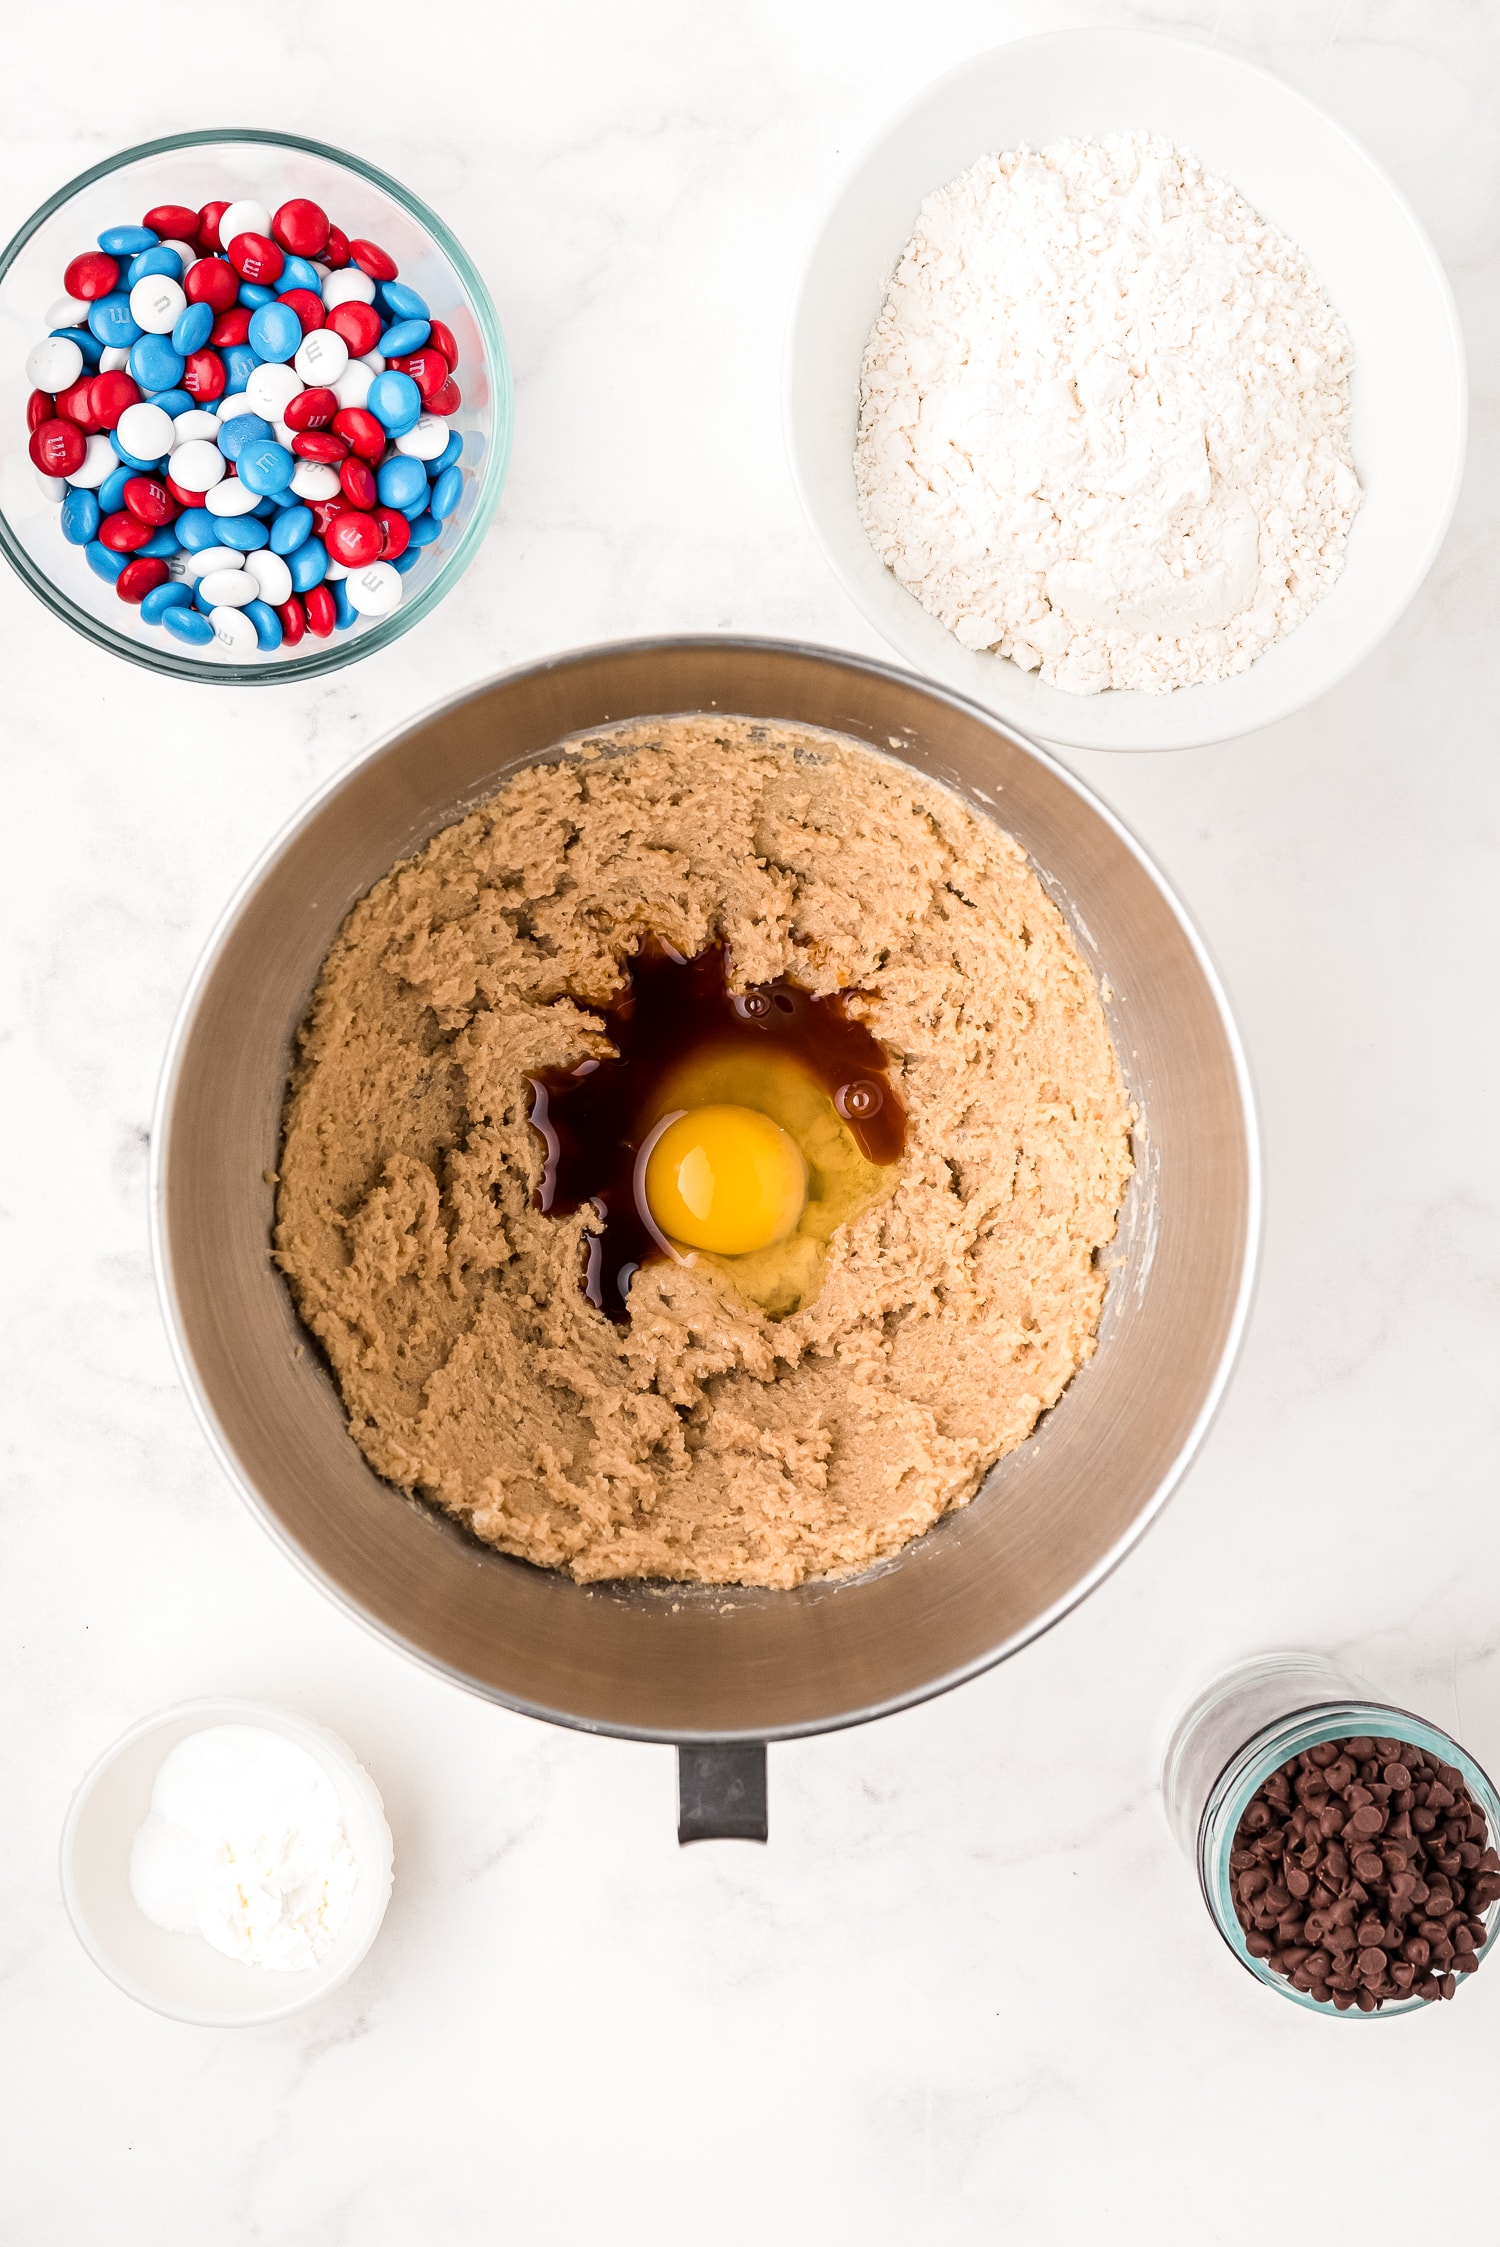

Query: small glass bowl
[1164,1655,1500,2018]
[59,1698,394,2024]
[0,129,512,682]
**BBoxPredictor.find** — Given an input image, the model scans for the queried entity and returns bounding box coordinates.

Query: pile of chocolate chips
[1230,1734,1500,2010]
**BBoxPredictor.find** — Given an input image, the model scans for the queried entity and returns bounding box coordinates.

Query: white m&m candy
[129,274,186,334]
[216,199,271,250]
[243,361,303,420]
[332,360,374,410]
[116,402,175,461]
[293,328,348,386]
[208,605,260,654]
[169,439,228,492]
[396,414,450,461]
[289,459,341,500]
[198,569,259,607]
[205,477,263,517]
[65,433,117,489]
[345,561,402,617]
[26,334,83,391]
[244,549,293,606]
[185,546,243,578]
[171,411,223,445]
[322,266,375,310]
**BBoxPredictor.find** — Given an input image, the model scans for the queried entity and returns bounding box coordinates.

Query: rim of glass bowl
[1199,1699,1500,2020]
[0,127,512,684]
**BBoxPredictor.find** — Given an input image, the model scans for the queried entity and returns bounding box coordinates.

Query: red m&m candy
[278,288,325,334]
[56,376,101,431]
[284,386,339,432]
[184,257,239,311]
[427,319,459,370]
[323,225,351,269]
[116,556,170,603]
[387,348,449,403]
[327,300,382,356]
[309,496,349,537]
[122,475,177,527]
[99,510,154,553]
[348,238,397,283]
[427,377,461,417]
[64,250,119,301]
[326,510,383,568]
[181,348,227,401]
[143,203,199,242]
[338,456,378,509]
[276,594,307,645]
[304,583,337,636]
[197,200,231,250]
[332,406,386,462]
[29,418,86,476]
[89,371,143,429]
[291,431,347,463]
[375,505,411,560]
[27,388,54,433]
[226,232,284,286]
[271,199,330,258]
[211,306,253,347]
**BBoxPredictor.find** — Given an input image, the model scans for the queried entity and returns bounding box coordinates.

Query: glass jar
[1163,1653,1500,2018]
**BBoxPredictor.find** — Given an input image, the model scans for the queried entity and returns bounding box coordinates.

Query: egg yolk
[643,1104,808,1256]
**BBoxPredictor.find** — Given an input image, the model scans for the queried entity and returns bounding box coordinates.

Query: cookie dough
[274,718,1134,1587]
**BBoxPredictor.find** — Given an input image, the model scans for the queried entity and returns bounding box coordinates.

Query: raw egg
[644,1104,807,1255]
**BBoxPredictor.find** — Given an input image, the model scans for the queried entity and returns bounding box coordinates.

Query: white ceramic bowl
[785,28,1466,751]
[59,1698,394,2025]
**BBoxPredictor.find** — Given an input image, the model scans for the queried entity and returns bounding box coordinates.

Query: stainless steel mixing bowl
[151,638,1258,1786]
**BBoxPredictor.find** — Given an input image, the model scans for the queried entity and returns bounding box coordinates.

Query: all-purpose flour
[855,133,1361,695]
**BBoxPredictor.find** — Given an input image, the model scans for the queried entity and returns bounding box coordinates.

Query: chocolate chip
[1229,1734,1495,2012]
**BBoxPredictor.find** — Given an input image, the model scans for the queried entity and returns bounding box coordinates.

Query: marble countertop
[4,3,1498,2237]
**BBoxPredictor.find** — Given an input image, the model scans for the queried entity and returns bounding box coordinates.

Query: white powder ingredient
[129,1725,359,1973]
[855,132,1362,695]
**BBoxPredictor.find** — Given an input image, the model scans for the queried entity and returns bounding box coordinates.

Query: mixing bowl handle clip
[677,1742,767,1844]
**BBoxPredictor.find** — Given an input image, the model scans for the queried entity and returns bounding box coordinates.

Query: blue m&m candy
[429,463,463,521]
[379,318,430,356]
[247,300,302,363]
[287,538,328,591]
[237,437,295,495]
[139,580,196,624]
[172,302,214,356]
[217,412,272,461]
[162,603,215,646]
[379,281,429,322]
[98,223,158,256]
[127,245,183,286]
[85,539,128,583]
[376,453,426,510]
[129,334,185,392]
[269,504,313,555]
[366,370,421,434]
[60,486,101,544]
[87,293,142,350]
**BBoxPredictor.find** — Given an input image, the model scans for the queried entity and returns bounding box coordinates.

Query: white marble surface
[3,2,1498,2236]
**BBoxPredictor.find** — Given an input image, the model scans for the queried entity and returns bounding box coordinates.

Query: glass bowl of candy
[0,129,511,680]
